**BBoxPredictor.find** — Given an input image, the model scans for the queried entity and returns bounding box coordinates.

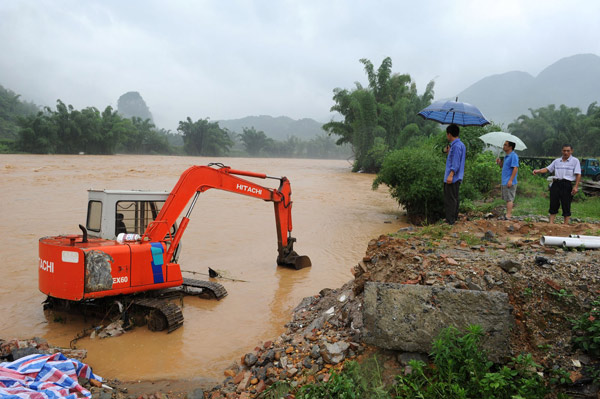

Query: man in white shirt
[533,145,581,224]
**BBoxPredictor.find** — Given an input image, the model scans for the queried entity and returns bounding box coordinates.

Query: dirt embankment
[195,217,600,398]
[4,217,600,398]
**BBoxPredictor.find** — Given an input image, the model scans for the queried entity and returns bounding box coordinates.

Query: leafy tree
[99,106,132,154]
[239,127,272,156]
[265,135,299,157]
[0,84,39,140]
[303,134,347,159]
[509,104,586,156]
[16,112,58,154]
[324,57,437,172]
[581,102,600,156]
[178,117,232,156]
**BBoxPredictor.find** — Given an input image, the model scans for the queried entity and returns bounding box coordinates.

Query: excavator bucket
[277,237,312,270]
[277,251,312,270]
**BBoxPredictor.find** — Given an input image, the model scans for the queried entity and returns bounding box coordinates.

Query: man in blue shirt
[497,141,519,219]
[443,124,466,224]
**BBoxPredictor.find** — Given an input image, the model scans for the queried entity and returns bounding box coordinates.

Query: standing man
[497,141,519,219]
[533,144,581,224]
[443,124,466,225]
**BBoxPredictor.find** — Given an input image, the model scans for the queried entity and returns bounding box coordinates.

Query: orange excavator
[39,163,311,332]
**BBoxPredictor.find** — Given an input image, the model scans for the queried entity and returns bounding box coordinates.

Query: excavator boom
[143,163,310,269]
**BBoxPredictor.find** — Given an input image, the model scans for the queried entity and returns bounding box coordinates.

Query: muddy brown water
[0,154,406,381]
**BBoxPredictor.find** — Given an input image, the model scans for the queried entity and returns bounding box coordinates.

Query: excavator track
[131,297,184,333]
[182,278,228,299]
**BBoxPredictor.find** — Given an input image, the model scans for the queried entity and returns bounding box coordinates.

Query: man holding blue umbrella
[418,98,489,224]
[443,124,466,225]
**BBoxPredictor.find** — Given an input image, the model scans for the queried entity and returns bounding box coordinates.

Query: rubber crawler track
[182,278,228,299]
[132,297,184,333]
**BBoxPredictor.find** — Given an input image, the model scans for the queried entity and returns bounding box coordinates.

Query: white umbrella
[479,132,527,151]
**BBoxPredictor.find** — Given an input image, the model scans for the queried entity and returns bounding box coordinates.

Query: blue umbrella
[418,99,490,126]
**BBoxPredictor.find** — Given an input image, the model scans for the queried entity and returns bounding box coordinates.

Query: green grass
[513,185,600,220]
[473,167,600,221]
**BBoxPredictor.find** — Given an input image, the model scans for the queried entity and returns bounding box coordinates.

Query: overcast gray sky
[1,0,599,131]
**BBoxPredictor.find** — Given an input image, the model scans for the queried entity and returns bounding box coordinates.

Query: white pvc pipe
[569,235,600,240]
[562,238,600,248]
[540,236,566,246]
[541,236,600,248]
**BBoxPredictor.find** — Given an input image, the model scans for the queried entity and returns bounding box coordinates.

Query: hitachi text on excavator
[39,163,311,332]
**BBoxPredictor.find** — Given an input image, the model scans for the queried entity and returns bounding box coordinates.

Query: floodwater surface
[0,154,406,380]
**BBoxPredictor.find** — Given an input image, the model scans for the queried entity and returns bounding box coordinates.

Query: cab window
[87,201,102,232]
[116,201,165,236]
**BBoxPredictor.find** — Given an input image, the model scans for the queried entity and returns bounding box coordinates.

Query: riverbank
[199,215,600,398]
[4,215,600,398]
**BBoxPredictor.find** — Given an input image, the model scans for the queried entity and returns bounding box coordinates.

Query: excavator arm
[142,163,311,269]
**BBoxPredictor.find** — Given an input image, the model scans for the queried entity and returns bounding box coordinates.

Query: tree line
[0,92,349,158]
[4,58,600,162]
[509,103,600,157]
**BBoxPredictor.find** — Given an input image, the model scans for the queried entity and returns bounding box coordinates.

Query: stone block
[362,282,513,361]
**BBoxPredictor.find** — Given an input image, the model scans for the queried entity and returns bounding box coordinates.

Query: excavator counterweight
[39,163,311,332]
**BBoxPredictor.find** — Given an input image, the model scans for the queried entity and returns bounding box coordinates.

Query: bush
[571,297,600,356]
[360,137,389,173]
[462,151,501,200]
[373,140,445,223]
[373,139,500,223]
[394,325,548,399]
[0,138,13,153]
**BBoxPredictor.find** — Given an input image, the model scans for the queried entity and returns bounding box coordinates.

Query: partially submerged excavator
[39,163,311,332]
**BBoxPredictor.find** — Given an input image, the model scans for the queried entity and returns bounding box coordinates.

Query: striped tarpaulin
[0,352,102,399]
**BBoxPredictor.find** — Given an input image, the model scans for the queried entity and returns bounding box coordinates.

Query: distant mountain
[117,91,154,122]
[457,54,600,126]
[217,115,325,141]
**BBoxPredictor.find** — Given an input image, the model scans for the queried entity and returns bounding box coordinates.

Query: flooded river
[0,154,406,380]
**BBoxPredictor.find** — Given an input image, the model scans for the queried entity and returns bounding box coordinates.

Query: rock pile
[204,282,365,398]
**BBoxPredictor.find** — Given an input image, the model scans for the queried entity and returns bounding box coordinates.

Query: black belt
[554,179,573,182]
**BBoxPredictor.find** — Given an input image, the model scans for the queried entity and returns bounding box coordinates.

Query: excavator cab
[86,190,173,237]
[86,190,180,261]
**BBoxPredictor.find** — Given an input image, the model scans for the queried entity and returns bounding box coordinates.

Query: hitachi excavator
[39,163,311,332]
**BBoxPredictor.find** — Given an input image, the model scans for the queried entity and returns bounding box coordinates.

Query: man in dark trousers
[443,124,466,224]
[533,144,581,224]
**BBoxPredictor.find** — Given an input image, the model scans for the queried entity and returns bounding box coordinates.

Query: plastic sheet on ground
[0,352,102,399]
